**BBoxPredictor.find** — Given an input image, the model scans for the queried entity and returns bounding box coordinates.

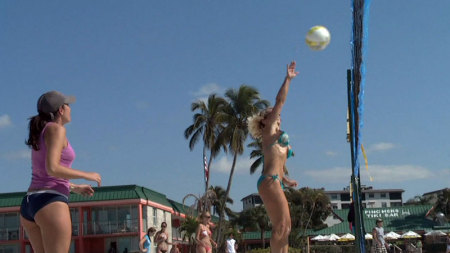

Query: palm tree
[214,85,269,244]
[210,185,235,219]
[179,215,199,253]
[252,206,271,248]
[285,187,330,231]
[184,94,228,196]
[248,139,263,174]
[232,206,270,248]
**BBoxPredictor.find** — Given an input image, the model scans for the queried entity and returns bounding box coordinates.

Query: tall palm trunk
[206,150,213,193]
[215,152,238,246]
[261,229,266,248]
[202,146,207,193]
[204,149,214,213]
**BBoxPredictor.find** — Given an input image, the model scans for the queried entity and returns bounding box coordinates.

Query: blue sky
[1,1,449,212]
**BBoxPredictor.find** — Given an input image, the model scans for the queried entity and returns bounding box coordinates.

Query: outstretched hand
[86,172,102,187]
[72,184,95,197]
[287,61,299,80]
[287,180,298,188]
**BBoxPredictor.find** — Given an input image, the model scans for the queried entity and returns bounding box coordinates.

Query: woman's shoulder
[45,122,65,134]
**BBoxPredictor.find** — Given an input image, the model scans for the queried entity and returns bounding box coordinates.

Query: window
[86,205,139,235]
[153,208,158,226]
[342,203,351,209]
[71,208,79,236]
[340,194,350,201]
[369,193,374,198]
[331,194,338,200]
[381,193,386,198]
[381,202,387,208]
[389,192,402,200]
[142,206,148,232]
[0,244,20,253]
[0,212,20,241]
[391,202,402,207]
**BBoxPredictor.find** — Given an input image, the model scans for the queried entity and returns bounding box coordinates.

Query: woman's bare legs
[196,245,207,253]
[22,201,72,253]
[259,178,291,253]
[21,216,45,253]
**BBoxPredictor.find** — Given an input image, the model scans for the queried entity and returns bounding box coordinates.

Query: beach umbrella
[401,231,421,239]
[328,234,341,241]
[424,230,446,237]
[339,233,356,241]
[384,231,401,240]
[311,235,325,241]
[364,233,373,240]
[322,234,341,241]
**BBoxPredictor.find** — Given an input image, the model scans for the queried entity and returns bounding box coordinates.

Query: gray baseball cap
[37,91,76,113]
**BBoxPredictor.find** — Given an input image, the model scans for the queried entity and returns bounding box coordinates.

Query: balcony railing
[81,219,139,235]
[0,220,140,240]
[0,228,20,241]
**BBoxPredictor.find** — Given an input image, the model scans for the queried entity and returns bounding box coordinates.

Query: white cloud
[304,164,433,183]
[0,114,12,129]
[304,167,350,183]
[2,149,31,161]
[325,151,338,157]
[191,83,223,102]
[192,83,222,97]
[211,156,253,175]
[363,164,433,182]
[366,142,395,153]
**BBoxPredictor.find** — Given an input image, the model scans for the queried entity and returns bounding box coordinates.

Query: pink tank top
[29,123,76,196]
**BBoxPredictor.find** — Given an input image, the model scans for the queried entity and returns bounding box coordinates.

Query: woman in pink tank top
[20,91,102,253]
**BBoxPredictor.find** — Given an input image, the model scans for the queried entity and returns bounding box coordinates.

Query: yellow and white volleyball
[305,25,331,51]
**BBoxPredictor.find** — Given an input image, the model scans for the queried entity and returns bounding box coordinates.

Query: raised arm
[265,61,299,125]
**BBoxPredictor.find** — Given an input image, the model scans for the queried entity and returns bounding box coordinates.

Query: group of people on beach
[138,211,238,253]
[139,221,182,253]
[20,62,300,253]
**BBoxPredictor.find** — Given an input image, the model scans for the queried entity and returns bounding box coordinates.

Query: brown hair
[25,111,58,151]
[147,227,156,237]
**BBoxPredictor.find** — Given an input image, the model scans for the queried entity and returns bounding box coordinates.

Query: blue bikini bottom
[20,191,68,222]
[257,174,285,190]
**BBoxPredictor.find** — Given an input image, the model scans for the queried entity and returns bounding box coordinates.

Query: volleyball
[305,25,331,51]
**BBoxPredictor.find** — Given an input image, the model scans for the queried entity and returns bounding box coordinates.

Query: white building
[241,193,263,211]
[325,186,404,209]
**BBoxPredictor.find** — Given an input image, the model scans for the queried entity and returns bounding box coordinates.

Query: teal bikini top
[272,131,294,158]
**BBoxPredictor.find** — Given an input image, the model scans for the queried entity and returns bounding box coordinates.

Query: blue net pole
[349,0,371,252]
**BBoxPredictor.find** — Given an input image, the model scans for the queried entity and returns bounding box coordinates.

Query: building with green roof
[240,205,450,250]
[0,185,198,253]
[315,205,445,236]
